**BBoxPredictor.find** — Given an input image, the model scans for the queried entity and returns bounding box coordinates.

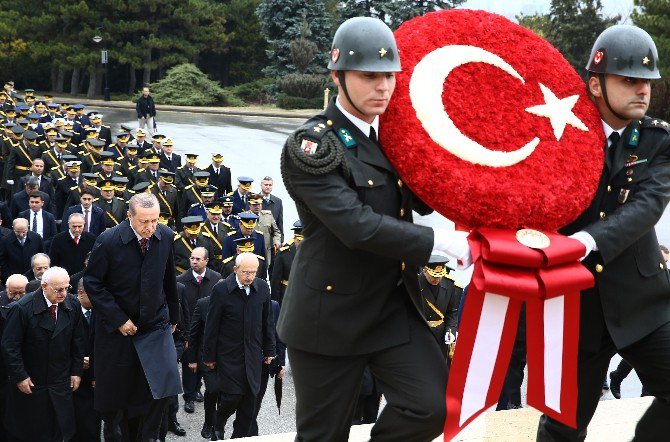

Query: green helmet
[586,25,660,79]
[328,17,401,72]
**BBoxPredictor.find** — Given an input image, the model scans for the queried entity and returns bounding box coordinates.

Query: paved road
[94,107,645,440]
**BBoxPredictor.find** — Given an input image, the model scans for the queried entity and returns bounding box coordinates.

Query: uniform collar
[335,96,379,140]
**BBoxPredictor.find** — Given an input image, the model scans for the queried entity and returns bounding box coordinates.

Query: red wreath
[380,9,604,231]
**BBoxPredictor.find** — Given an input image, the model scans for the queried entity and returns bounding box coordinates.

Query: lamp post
[92,32,110,101]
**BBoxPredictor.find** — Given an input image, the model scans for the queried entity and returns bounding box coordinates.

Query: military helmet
[586,25,660,79]
[327,17,400,72]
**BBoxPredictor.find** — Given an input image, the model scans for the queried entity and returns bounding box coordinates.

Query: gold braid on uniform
[281,127,349,214]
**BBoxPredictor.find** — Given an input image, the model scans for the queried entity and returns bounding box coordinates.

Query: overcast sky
[459,0,636,22]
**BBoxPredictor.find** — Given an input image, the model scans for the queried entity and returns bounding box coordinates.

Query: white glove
[569,231,596,261]
[432,229,472,269]
[6,180,13,185]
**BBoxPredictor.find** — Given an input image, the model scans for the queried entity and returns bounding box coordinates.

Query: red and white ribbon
[444,228,593,440]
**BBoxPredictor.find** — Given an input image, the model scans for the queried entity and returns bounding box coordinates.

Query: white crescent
[409,45,539,167]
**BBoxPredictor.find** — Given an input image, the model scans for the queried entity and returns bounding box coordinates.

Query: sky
[458,0,636,22]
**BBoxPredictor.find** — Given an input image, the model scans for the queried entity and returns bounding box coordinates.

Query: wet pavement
[96,106,644,440]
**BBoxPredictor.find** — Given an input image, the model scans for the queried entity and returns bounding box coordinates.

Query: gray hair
[31,253,50,267]
[234,252,259,267]
[41,266,69,285]
[24,176,39,188]
[12,218,28,229]
[262,176,273,181]
[5,274,28,287]
[68,212,85,223]
[128,193,158,215]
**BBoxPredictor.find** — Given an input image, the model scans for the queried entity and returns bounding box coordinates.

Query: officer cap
[23,130,39,141]
[90,114,102,121]
[35,100,46,106]
[5,108,15,114]
[220,195,234,207]
[424,254,453,278]
[23,88,35,95]
[16,104,29,111]
[54,136,67,142]
[162,138,174,146]
[200,185,217,197]
[82,173,99,184]
[45,127,58,136]
[146,153,161,163]
[115,131,130,139]
[185,153,198,160]
[73,104,85,111]
[132,181,152,193]
[100,151,116,165]
[237,176,254,184]
[234,237,255,252]
[86,138,106,148]
[586,25,661,79]
[238,212,259,229]
[159,170,175,178]
[136,128,147,137]
[59,130,74,138]
[2,122,15,128]
[85,126,98,134]
[65,160,81,168]
[112,176,129,186]
[99,179,115,191]
[126,142,139,152]
[152,133,166,140]
[27,113,40,120]
[47,103,59,109]
[61,154,78,162]
[247,193,263,205]
[120,124,134,132]
[181,216,204,227]
[212,153,224,161]
[17,119,29,126]
[291,220,302,230]
[194,171,210,180]
[206,202,223,214]
[66,107,76,114]
[11,125,24,135]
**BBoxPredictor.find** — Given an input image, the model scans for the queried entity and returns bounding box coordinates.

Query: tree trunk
[142,49,152,86]
[50,65,58,92]
[128,65,137,94]
[55,69,65,93]
[86,67,98,98]
[70,67,81,95]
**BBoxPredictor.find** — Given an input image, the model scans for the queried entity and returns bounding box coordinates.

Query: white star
[525,83,588,141]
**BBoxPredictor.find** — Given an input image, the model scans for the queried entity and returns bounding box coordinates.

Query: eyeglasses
[50,285,72,294]
[7,290,25,297]
[239,270,256,276]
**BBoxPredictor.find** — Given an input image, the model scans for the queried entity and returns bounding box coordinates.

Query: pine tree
[338,0,466,29]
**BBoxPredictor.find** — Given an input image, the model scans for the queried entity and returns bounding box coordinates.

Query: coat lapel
[33,290,55,333]
[52,297,73,338]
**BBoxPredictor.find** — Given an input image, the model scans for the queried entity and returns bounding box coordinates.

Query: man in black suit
[84,193,181,442]
[19,191,58,250]
[2,266,85,441]
[49,213,95,277]
[9,176,53,219]
[176,246,221,413]
[277,18,471,441]
[203,253,275,438]
[260,176,283,236]
[27,159,56,214]
[62,189,105,237]
[23,252,51,292]
[159,138,181,172]
[205,153,232,195]
[0,218,44,285]
[537,26,670,441]
[0,273,28,306]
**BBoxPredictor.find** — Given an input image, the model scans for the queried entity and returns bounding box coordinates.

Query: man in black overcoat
[537,26,670,441]
[48,212,95,276]
[84,193,182,442]
[203,253,275,439]
[2,267,85,441]
[0,218,44,284]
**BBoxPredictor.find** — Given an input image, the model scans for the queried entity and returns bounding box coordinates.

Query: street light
[92,31,110,101]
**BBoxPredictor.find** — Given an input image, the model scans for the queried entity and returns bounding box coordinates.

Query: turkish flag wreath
[379,10,606,439]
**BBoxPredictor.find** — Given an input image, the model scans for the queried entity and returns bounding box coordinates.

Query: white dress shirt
[30,209,44,237]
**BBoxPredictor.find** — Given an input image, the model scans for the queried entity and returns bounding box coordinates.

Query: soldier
[44,103,60,122]
[201,201,231,271]
[5,128,40,195]
[95,179,127,229]
[222,212,266,262]
[231,176,253,215]
[219,195,240,230]
[2,107,17,125]
[220,237,266,279]
[186,184,217,219]
[73,104,90,127]
[135,128,152,153]
[80,138,106,173]
[246,193,281,267]
[108,131,129,158]
[173,216,214,274]
[55,159,82,219]
[113,176,134,204]
[152,171,179,229]
[180,171,210,219]
[38,126,58,153]
[146,132,163,155]
[117,142,140,180]
[41,133,71,176]
[63,173,100,211]
[159,138,181,172]
[96,151,124,181]
[205,153,232,195]
[419,255,460,360]
[134,152,161,185]
[89,113,112,146]
[175,153,199,191]
[270,220,303,303]
[538,25,670,440]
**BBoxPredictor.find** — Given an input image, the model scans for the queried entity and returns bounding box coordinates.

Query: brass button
[627,177,633,182]
[626,169,634,176]
[326,285,333,291]
[397,179,403,188]
[326,120,333,126]
[401,262,406,271]
[367,179,374,186]
[400,208,405,217]
[661,263,665,270]
[599,212,606,219]
[595,264,603,273]
[607,185,612,192]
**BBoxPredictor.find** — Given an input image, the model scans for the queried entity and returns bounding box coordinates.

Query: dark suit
[230,189,247,215]
[419,273,460,358]
[55,175,81,219]
[538,117,670,440]
[277,100,446,441]
[83,220,181,440]
[18,209,58,250]
[205,164,232,195]
[2,291,85,441]
[270,242,296,303]
[262,194,284,237]
[62,204,105,237]
[202,274,275,438]
[159,152,181,173]
[9,189,54,219]
[0,231,44,284]
[73,307,100,442]
[21,175,56,214]
[176,267,221,403]
[48,231,95,276]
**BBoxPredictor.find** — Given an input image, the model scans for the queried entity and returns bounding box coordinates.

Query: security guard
[220,237,266,279]
[95,178,127,229]
[221,212,266,261]
[231,176,253,215]
[180,171,211,219]
[419,255,460,360]
[276,17,470,441]
[173,216,214,274]
[538,25,670,441]
[270,220,302,303]
[152,170,179,229]
[201,201,231,271]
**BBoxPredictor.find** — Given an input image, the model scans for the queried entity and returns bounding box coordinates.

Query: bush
[276,95,323,110]
[649,79,670,122]
[150,63,241,107]
[276,73,328,99]
[226,78,274,104]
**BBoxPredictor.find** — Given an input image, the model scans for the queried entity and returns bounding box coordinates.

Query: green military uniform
[95,179,128,229]
[200,202,233,272]
[174,153,200,191]
[173,216,214,274]
[152,171,180,229]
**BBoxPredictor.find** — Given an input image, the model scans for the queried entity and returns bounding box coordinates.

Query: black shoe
[195,391,204,402]
[168,420,186,436]
[201,423,213,439]
[213,429,224,440]
[610,371,622,399]
[602,378,609,390]
[184,400,195,413]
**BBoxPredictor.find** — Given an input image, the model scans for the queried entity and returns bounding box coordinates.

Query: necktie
[32,212,37,233]
[57,153,61,162]
[191,239,196,247]
[84,208,89,232]
[74,236,79,245]
[140,238,148,256]
[369,127,378,144]
[19,238,24,246]
[153,171,157,179]
[213,225,217,235]
[49,304,57,322]
[162,190,166,197]
[84,309,91,324]
[607,131,621,164]
[215,168,219,176]
[196,275,203,285]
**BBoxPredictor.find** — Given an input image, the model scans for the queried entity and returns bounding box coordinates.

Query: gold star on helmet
[662,121,669,127]
[642,56,650,65]
[379,48,387,57]
[653,120,659,125]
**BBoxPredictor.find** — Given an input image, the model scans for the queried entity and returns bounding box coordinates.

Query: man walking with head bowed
[84,193,181,442]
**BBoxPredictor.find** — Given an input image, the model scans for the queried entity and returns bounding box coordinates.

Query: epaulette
[185,184,193,190]
[169,183,176,188]
[222,256,234,264]
[57,176,66,181]
[279,245,290,252]
[256,254,265,261]
[173,233,181,241]
[226,231,236,236]
[128,165,137,171]
[260,210,272,215]
[255,229,264,235]
[177,165,185,170]
[201,231,211,238]
[190,203,199,208]
[226,191,234,196]
[92,197,99,202]
[642,117,670,132]
[445,273,455,281]
[70,185,79,190]
[222,221,231,228]
[102,125,110,128]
